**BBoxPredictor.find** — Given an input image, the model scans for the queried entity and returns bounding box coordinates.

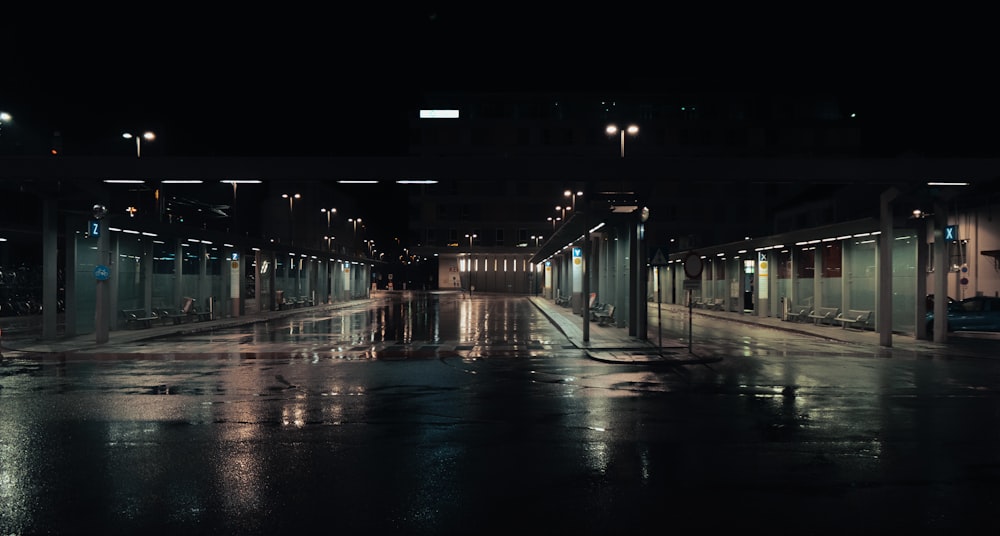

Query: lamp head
[92,204,108,220]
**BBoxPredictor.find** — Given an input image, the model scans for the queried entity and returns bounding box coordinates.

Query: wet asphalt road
[2,292,1000,535]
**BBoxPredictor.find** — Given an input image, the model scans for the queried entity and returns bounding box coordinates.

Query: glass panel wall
[116,236,146,311]
[820,241,842,309]
[711,257,726,302]
[795,247,815,308]
[775,249,793,312]
[845,236,877,311]
[152,239,176,309]
[892,233,919,333]
[180,243,200,300]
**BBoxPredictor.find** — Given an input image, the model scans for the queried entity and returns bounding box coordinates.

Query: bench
[835,309,873,330]
[158,308,189,325]
[807,306,840,326]
[590,302,611,322]
[787,305,812,322]
[708,298,726,311]
[122,308,158,329]
[593,304,615,326]
[171,297,212,322]
[190,309,212,321]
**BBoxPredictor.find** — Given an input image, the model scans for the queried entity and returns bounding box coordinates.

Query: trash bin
[275,290,284,311]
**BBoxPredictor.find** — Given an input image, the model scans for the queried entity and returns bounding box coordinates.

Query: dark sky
[3,6,996,157]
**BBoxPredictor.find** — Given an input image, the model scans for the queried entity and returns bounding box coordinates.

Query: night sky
[5,6,995,159]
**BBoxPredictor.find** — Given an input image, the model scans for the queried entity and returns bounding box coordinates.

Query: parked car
[925,294,955,310]
[926,296,1000,338]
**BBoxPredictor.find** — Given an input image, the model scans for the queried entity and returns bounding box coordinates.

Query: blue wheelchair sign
[94,265,110,281]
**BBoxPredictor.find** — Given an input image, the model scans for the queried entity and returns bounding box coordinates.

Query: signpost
[683,252,703,354]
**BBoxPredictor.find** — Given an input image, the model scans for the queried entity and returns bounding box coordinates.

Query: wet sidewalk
[527,297,717,366]
[531,296,1000,362]
[0,300,375,355]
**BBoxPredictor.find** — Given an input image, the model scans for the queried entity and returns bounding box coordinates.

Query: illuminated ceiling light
[104,179,145,184]
[419,109,460,118]
[337,180,379,184]
[396,179,438,184]
[220,179,263,184]
[162,180,203,184]
[927,181,969,186]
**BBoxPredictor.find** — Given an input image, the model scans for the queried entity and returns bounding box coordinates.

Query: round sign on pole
[683,253,703,279]
[94,265,110,281]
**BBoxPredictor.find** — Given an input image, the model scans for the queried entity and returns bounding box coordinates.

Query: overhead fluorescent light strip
[419,109,460,118]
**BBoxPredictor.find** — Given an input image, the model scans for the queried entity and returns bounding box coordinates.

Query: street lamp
[465,233,478,295]
[531,235,542,247]
[321,207,337,250]
[321,207,337,229]
[548,216,561,231]
[556,204,570,221]
[605,124,638,158]
[282,193,301,244]
[122,131,155,158]
[348,218,362,251]
[564,190,582,211]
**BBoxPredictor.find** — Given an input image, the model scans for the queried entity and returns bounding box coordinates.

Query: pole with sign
[230,252,240,317]
[683,252,703,354]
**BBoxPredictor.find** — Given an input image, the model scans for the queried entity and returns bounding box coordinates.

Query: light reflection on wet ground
[2,292,1000,534]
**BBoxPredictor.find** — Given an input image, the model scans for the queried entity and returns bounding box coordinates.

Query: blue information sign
[94,265,110,281]
[945,224,958,242]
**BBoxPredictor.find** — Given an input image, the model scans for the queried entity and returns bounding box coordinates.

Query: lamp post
[282,193,300,245]
[122,131,155,158]
[531,235,542,247]
[548,216,560,231]
[465,233,477,296]
[605,124,639,157]
[321,207,337,229]
[348,218,362,252]
[321,207,337,250]
[564,189,582,211]
[556,204,570,221]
